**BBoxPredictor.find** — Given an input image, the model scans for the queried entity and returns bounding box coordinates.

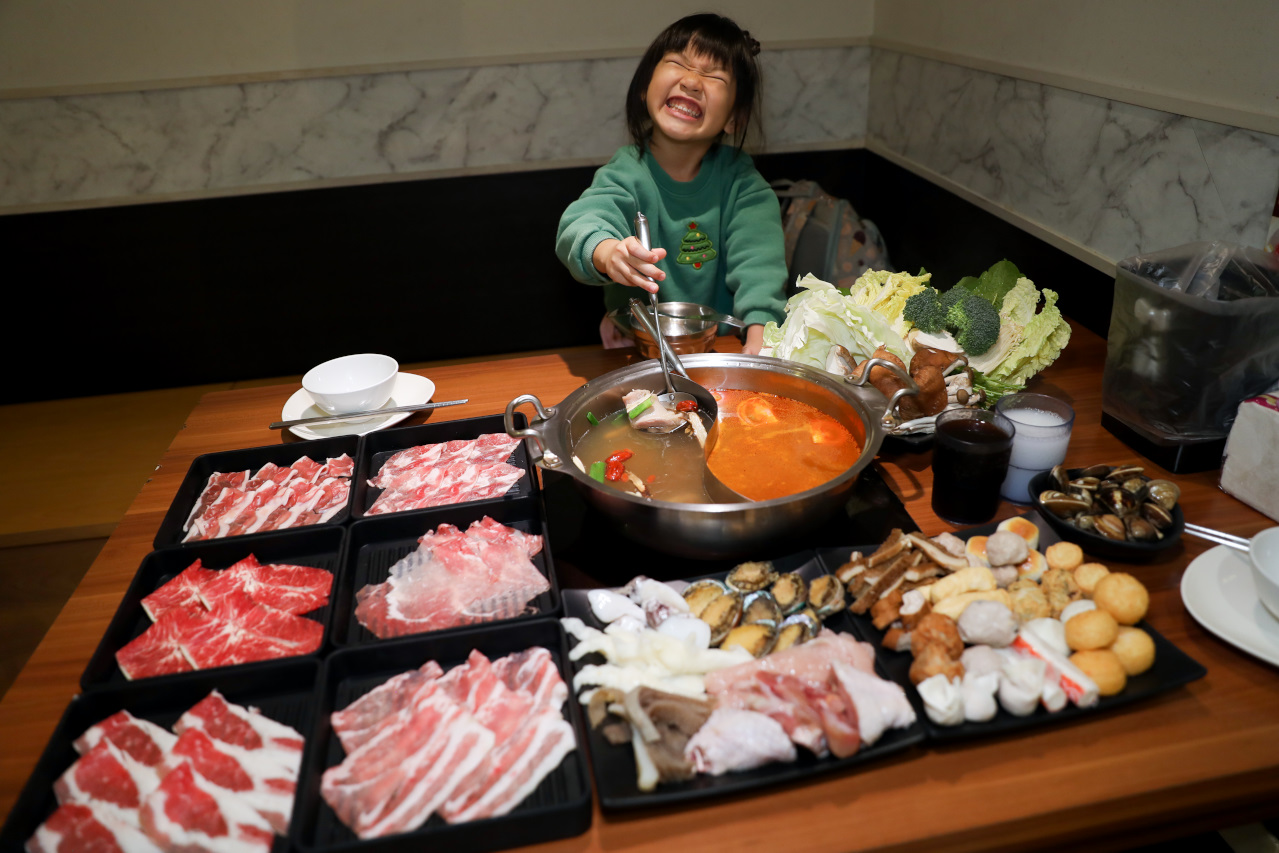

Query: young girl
[555,14,786,354]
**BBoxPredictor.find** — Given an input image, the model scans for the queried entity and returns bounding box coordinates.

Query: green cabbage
[762,274,911,369]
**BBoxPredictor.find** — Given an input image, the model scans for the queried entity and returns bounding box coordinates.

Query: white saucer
[1180,544,1279,668]
[282,373,436,440]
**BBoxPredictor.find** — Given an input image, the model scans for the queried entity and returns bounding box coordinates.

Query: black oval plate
[1029,469,1184,562]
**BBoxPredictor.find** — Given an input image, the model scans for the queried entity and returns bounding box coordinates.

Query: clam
[1141,501,1174,530]
[1099,486,1138,516]
[699,590,743,645]
[1040,491,1093,518]
[1146,479,1181,511]
[1121,477,1148,496]
[720,621,778,658]
[769,572,808,615]
[808,574,846,617]
[742,590,782,625]
[1109,465,1145,480]
[683,579,728,618]
[726,560,778,593]
[1078,463,1113,478]
[1095,514,1127,541]
[1050,464,1071,491]
[1125,516,1159,542]
[1068,476,1102,491]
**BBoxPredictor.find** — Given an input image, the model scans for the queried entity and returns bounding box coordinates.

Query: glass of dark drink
[931,408,1015,524]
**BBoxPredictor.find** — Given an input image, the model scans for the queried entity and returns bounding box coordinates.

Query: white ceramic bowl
[1249,527,1279,621]
[302,354,398,415]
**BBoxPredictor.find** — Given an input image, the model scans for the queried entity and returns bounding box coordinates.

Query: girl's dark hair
[625,13,763,156]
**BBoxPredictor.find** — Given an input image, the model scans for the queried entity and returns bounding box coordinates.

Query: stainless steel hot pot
[504,353,910,560]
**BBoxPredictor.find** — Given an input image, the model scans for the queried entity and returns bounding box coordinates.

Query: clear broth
[572,389,860,504]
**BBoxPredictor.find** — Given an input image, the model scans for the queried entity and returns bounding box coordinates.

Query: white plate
[282,373,436,440]
[1180,544,1279,668]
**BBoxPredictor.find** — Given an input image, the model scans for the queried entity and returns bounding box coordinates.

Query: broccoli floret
[944,289,1001,355]
[903,288,948,333]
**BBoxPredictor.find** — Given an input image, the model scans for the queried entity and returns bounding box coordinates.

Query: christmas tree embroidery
[675,221,717,269]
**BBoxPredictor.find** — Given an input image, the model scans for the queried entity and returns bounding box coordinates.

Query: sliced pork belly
[141,561,219,621]
[355,518,548,639]
[115,611,198,681]
[181,456,352,542]
[197,555,332,616]
[330,661,445,752]
[321,683,496,839]
[702,628,876,695]
[175,690,305,775]
[162,729,296,834]
[73,711,177,767]
[139,763,274,853]
[365,434,524,515]
[183,472,249,533]
[490,647,567,714]
[54,740,159,828]
[26,802,162,853]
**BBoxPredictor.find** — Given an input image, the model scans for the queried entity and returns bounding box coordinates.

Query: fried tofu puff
[909,642,964,685]
[911,612,964,659]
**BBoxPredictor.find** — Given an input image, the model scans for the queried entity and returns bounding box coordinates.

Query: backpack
[772,179,893,295]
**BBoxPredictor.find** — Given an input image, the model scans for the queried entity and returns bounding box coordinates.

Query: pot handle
[846,358,919,423]
[504,394,560,468]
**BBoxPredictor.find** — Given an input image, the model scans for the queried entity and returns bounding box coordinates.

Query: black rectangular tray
[332,500,560,647]
[291,619,592,853]
[351,414,536,520]
[564,550,926,811]
[82,526,346,690]
[154,435,360,549]
[823,511,1208,742]
[0,659,320,853]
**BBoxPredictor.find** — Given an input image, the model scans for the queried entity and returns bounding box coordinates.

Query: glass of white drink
[994,393,1075,503]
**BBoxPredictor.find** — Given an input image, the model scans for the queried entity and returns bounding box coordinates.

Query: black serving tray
[154,435,360,549]
[351,415,536,520]
[332,500,560,647]
[822,511,1208,742]
[563,550,926,811]
[292,619,591,853]
[0,659,320,853]
[82,526,345,690]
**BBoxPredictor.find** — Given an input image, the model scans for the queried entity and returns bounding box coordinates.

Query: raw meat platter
[82,527,345,690]
[0,658,320,852]
[351,414,537,520]
[563,551,926,811]
[154,435,360,549]
[291,619,592,853]
[826,512,1208,742]
[331,500,560,647]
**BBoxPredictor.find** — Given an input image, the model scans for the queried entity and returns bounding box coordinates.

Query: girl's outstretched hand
[592,237,666,293]
[741,324,765,355]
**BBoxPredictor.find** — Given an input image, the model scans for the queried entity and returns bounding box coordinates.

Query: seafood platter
[822,513,1205,740]
[561,554,925,809]
[5,414,599,853]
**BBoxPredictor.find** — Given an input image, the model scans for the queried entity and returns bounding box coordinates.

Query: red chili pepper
[675,400,698,413]
[605,448,633,481]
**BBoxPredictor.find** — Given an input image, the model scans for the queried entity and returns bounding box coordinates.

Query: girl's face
[644,49,737,149]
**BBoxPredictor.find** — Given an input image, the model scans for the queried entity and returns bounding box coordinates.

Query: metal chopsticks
[1184,522,1251,553]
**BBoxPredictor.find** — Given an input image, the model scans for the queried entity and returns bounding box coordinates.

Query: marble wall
[0,46,868,211]
[870,50,1279,266]
[3,42,1276,271]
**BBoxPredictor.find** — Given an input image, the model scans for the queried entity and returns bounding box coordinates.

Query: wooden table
[2,320,1276,851]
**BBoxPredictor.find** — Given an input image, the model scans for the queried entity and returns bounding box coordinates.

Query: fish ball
[1060,599,1097,624]
[1110,626,1156,675]
[986,531,1029,568]
[1074,562,1111,596]
[957,600,1018,648]
[1093,573,1149,625]
[1065,609,1119,651]
[1045,541,1084,572]
[960,645,1004,679]
[1070,649,1127,696]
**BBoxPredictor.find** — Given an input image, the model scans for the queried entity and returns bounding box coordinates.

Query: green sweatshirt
[555,145,787,329]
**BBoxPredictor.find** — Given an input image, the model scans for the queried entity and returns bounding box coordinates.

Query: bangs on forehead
[682,32,732,71]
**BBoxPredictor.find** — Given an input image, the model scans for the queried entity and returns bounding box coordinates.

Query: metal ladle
[628,297,714,431]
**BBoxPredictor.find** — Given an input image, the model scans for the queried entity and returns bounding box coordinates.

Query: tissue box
[1221,388,1279,522]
